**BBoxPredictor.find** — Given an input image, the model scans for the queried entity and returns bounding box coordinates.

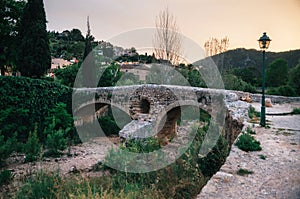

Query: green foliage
[49,30,85,60]
[0,132,18,166]
[0,0,26,75]
[267,85,297,97]
[198,135,229,177]
[122,137,161,153]
[98,63,122,87]
[231,67,260,86]
[259,154,266,160]
[222,73,256,93]
[16,171,62,199]
[196,48,300,77]
[98,116,120,136]
[0,170,13,186]
[54,63,80,87]
[43,117,70,157]
[288,62,300,95]
[236,168,253,176]
[0,76,72,142]
[292,108,300,115]
[235,132,262,152]
[17,0,51,77]
[248,105,260,119]
[246,126,256,134]
[24,125,41,162]
[266,58,288,87]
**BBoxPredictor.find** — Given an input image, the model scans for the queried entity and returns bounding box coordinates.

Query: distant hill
[194,48,300,72]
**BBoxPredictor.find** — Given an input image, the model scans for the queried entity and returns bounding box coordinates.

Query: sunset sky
[44,0,300,53]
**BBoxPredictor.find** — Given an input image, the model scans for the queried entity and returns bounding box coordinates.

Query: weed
[248,105,260,119]
[292,107,300,114]
[258,154,266,160]
[246,126,256,134]
[0,170,13,186]
[235,133,262,152]
[237,168,253,176]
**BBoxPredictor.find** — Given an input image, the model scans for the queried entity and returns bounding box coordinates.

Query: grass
[246,126,256,134]
[236,168,254,176]
[235,131,262,152]
[258,154,266,160]
[248,105,260,119]
[291,107,300,114]
[0,170,13,186]
[14,121,230,199]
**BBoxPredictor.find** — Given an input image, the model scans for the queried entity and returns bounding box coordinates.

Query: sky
[44,0,300,54]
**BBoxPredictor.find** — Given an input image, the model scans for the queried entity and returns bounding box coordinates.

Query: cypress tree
[17,0,50,78]
[82,16,96,87]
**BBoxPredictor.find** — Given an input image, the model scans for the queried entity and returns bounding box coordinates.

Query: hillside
[195,48,300,72]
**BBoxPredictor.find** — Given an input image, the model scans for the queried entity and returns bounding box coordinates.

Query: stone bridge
[73,84,257,144]
[72,84,300,145]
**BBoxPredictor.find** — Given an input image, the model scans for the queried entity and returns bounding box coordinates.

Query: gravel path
[198,111,300,198]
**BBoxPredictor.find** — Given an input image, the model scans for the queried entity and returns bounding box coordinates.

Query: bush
[198,135,229,177]
[267,85,297,97]
[0,170,13,186]
[235,132,262,152]
[0,76,72,142]
[0,133,18,166]
[292,108,300,114]
[16,171,61,199]
[24,126,41,162]
[223,74,256,93]
[98,116,120,136]
[43,118,68,157]
[236,168,253,176]
[248,105,260,119]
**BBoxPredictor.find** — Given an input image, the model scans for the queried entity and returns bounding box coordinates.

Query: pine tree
[82,16,96,87]
[17,0,50,78]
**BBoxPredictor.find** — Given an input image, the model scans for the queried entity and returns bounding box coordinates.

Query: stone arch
[74,101,131,127]
[155,102,212,144]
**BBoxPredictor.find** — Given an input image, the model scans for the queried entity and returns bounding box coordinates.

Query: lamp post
[258,32,271,127]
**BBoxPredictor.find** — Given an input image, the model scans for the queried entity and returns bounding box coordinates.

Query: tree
[69,28,84,41]
[17,0,51,78]
[266,58,288,87]
[0,0,26,75]
[204,37,229,57]
[82,16,97,87]
[153,7,181,66]
[288,62,300,95]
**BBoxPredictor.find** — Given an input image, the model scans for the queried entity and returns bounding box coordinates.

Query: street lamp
[258,32,271,127]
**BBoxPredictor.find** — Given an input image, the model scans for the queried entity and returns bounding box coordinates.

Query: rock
[69,165,79,173]
[241,94,252,103]
[226,92,239,102]
[265,98,273,107]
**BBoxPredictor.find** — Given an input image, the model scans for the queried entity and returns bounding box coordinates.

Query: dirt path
[198,113,300,198]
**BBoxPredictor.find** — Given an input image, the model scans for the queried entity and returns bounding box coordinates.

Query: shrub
[0,76,72,142]
[0,170,13,186]
[198,135,229,177]
[0,132,18,166]
[16,171,61,199]
[292,108,300,115]
[267,85,297,97]
[24,125,42,162]
[43,118,68,157]
[236,168,253,176]
[98,116,120,136]
[246,126,256,134]
[235,133,262,152]
[248,105,260,119]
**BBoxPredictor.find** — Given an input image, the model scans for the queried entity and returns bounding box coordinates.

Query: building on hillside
[120,63,151,81]
[51,57,73,71]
